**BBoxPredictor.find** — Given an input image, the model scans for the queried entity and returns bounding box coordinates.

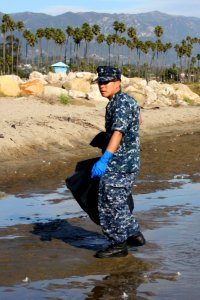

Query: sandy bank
[0,96,200,186]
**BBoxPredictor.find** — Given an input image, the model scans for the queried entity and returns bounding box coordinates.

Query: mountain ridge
[0,10,200,43]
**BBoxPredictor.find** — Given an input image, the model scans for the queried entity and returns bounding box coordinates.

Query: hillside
[0,10,200,42]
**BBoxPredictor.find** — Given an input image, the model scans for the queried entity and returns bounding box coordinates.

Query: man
[91,66,145,258]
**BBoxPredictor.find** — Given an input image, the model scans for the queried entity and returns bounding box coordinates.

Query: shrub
[59,94,70,105]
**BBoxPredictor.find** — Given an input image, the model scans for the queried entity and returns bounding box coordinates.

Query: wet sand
[0,132,200,299]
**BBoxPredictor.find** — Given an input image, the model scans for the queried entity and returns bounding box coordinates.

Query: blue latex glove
[91,150,113,178]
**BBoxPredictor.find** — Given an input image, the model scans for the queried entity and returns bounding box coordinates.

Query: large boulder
[68,90,86,99]
[0,75,20,96]
[46,72,68,85]
[29,71,48,85]
[63,78,91,93]
[19,79,44,96]
[87,84,107,101]
[172,83,200,103]
[44,85,69,97]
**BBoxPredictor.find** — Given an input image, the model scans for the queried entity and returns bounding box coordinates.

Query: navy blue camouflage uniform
[98,90,141,245]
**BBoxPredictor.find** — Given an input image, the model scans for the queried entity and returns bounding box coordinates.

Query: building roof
[51,62,68,67]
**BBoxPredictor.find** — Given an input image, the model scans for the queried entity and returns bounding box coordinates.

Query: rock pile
[0,71,200,107]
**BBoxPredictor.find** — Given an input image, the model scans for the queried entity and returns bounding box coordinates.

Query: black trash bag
[66,157,100,225]
[66,157,134,226]
[89,131,111,153]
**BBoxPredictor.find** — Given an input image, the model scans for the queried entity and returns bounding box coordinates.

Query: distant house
[51,62,69,74]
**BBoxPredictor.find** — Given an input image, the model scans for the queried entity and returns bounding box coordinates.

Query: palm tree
[72,27,83,68]
[23,29,31,64]
[15,20,24,74]
[126,39,135,69]
[44,27,53,67]
[81,23,93,60]
[65,26,74,64]
[117,36,126,66]
[196,53,200,81]
[92,24,100,36]
[112,21,126,64]
[92,24,101,61]
[1,14,13,74]
[154,25,164,79]
[6,17,15,74]
[23,30,37,66]
[53,28,66,61]
[106,35,113,65]
[96,33,105,62]
[127,27,137,41]
[36,28,44,68]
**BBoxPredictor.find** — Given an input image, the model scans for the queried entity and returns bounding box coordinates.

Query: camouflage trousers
[98,172,140,245]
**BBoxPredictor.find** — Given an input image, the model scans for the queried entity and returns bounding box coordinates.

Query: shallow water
[0,133,200,299]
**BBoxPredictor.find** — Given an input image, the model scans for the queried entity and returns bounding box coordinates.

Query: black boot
[95,242,128,258]
[126,232,146,247]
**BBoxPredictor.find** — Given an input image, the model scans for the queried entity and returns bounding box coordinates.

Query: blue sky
[1,0,200,18]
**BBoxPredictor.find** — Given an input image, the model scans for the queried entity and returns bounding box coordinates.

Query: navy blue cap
[96,66,121,83]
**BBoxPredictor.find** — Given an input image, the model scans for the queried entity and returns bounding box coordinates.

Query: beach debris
[177,272,181,276]
[22,276,29,283]
[0,134,4,138]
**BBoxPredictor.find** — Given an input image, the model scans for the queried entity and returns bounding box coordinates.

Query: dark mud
[0,132,199,299]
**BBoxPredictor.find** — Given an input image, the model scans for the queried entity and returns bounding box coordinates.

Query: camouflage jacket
[105,90,140,173]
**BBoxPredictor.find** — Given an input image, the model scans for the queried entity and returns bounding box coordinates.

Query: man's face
[98,80,121,99]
